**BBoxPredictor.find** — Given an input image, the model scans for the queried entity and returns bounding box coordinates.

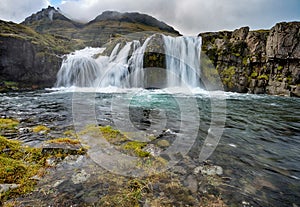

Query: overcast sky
[0,0,299,35]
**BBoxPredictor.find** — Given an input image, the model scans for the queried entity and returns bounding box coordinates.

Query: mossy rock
[32,125,50,134]
[0,135,86,202]
[122,141,150,157]
[0,118,19,131]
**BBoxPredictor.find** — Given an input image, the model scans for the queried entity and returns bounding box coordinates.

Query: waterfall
[55,47,104,87]
[163,36,201,88]
[128,38,152,88]
[55,35,201,89]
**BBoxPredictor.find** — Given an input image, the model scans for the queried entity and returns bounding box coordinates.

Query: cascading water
[163,36,201,88]
[55,35,202,88]
[55,47,105,87]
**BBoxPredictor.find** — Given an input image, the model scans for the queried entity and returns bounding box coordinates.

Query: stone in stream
[194,165,223,176]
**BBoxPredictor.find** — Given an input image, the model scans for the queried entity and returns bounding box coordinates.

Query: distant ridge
[21,7,180,47]
[88,11,179,35]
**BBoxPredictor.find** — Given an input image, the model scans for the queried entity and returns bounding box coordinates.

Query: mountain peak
[89,11,180,35]
[22,6,71,25]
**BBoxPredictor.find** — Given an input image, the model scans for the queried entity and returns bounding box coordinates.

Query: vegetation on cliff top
[0,20,79,54]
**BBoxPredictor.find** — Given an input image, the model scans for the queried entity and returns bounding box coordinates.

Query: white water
[55,35,201,89]
[163,36,201,88]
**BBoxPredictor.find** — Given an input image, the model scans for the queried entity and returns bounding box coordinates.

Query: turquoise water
[0,90,299,206]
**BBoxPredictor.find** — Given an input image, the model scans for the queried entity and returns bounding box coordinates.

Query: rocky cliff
[0,20,75,90]
[200,22,300,97]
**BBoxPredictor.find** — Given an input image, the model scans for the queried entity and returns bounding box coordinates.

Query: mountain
[22,6,83,39]
[88,10,179,34]
[22,6,180,47]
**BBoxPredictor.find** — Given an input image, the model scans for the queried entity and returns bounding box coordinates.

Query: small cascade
[128,37,152,88]
[55,34,202,89]
[163,36,201,88]
[98,42,133,87]
[55,47,104,87]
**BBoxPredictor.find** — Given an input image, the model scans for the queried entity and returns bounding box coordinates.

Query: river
[0,88,299,206]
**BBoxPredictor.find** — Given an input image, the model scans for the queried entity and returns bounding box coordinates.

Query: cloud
[58,0,300,35]
[0,0,299,35]
[0,0,50,23]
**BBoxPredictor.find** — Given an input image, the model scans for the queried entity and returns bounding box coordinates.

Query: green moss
[99,125,128,144]
[0,136,44,200]
[32,125,50,134]
[79,125,128,145]
[0,118,19,131]
[0,134,87,202]
[122,141,150,157]
[220,66,236,89]
[286,76,293,85]
[250,71,258,78]
[63,130,78,139]
[253,29,270,33]
[98,172,198,206]
[257,74,269,80]
[277,66,283,71]
[46,137,80,145]
[242,57,249,65]
[3,81,19,88]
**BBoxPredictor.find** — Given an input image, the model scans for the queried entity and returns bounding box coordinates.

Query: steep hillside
[22,7,181,47]
[0,20,77,90]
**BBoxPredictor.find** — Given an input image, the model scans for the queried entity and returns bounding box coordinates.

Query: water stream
[0,90,299,206]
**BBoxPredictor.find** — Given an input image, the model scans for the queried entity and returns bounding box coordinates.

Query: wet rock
[18,127,32,134]
[194,165,223,176]
[71,169,91,184]
[143,144,162,156]
[42,142,85,155]
[156,139,170,147]
[45,156,60,167]
[184,175,198,193]
[171,165,187,175]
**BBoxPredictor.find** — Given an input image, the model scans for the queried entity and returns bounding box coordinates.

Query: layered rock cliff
[200,22,300,97]
[0,20,75,90]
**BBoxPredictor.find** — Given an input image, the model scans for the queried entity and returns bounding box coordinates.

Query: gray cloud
[0,0,49,23]
[59,0,300,35]
[0,0,299,35]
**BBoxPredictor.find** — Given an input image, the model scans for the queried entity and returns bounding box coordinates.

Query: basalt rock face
[200,22,300,96]
[0,20,74,90]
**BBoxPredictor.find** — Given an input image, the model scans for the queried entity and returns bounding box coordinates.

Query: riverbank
[0,117,227,206]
